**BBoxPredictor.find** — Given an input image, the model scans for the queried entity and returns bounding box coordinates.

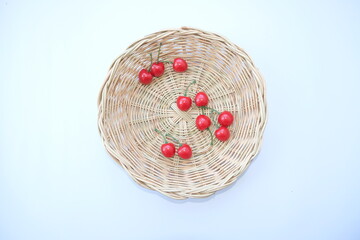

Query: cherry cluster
[138,44,188,85]
[177,81,234,144]
[140,44,234,159]
[154,81,234,159]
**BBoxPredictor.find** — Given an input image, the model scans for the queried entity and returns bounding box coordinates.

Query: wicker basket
[98,27,267,199]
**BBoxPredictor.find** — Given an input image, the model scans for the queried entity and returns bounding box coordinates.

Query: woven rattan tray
[98,27,267,199]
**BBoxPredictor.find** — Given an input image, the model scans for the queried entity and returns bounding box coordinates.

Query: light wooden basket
[98,27,267,199]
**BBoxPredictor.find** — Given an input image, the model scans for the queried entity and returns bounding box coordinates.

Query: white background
[1,0,360,239]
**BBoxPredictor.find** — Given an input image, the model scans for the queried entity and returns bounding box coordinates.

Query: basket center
[169,102,193,122]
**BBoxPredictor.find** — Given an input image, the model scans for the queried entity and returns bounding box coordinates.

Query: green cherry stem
[165,133,182,146]
[211,116,220,128]
[205,110,220,128]
[156,43,162,62]
[206,128,214,146]
[184,80,196,97]
[201,106,221,114]
[148,53,153,72]
[200,106,220,128]
[154,128,167,143]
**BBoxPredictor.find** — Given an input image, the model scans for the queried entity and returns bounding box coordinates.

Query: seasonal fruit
[218,111,234,127]
[155,128,177,158]
[150,44,165,77]
[173,58,188,72]
[215,126,230,141]
[194,92,209,107]
[196,115,211,131]
[178,144,192,159]
[177,96,192,111]
[138,69,153,85]
[161,143,176,158]
[177,80,196,111]
[150,62,165,77]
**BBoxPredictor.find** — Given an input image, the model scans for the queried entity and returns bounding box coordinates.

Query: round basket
[98,27,267,199]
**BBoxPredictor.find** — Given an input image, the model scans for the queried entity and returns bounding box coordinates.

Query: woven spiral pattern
[98,27,267,199]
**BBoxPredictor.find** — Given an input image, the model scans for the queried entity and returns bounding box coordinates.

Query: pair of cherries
[155,129,192,159]
[176,81,234,143]
[138,44,188,85]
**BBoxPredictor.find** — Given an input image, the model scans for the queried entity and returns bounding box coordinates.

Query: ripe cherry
[177,96,192,111]
[196,115,211,131]
[150,62,165,77]
[215,126,230,141]
[138,69,153,85]
[218,111,234,127]
[194,92,209,107]
[173,58,188,72]
[177,80,196,111]
[161,143,176,158]
[155,128,177,158]
[178,144,192,159]
[139,53,154,85]
[150,44,165,77]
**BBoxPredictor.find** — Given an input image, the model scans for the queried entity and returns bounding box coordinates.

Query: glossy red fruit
[215,126,230,141]
[178,144,192,159]
[161,143,176,158]
[138,69,153,84]
[196,115,211,131]
[194,92,209,107]
[218,111,234,127]
[177,96,192,111]
[150,62,165,77]
[173,58,188,72]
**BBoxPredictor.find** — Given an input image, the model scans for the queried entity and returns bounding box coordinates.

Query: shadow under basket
[98,27,267,200]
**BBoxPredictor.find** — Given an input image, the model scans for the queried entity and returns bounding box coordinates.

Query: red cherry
[215,126,230,141]
[173,58,188,72]
[196,115,211,131]
[150,62,165,77]
[138,69,153,85]
[161,143,176,158]
[194,92,209,107]
[178,144,192,159]
[218,111,234,127]
[177,96,192,111]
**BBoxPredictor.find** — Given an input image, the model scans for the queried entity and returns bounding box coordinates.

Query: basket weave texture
[98,27,267,199]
